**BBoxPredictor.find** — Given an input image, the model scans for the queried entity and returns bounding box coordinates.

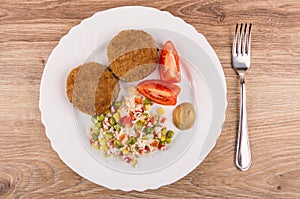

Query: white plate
[39,6,227,191]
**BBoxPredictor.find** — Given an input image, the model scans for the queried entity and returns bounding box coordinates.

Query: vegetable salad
[89,86,175,167]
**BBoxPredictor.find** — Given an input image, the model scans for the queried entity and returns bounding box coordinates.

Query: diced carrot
[135,98,143,104]
[129,111,135,120]
[151,140,159,147]
[120,134,127,142]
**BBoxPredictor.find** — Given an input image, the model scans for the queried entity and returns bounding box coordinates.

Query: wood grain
[1,0,300,198]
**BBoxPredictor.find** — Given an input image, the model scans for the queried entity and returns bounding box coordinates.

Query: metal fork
[232,23,252,171]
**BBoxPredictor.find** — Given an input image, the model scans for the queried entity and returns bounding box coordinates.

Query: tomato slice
[166,82,180,96]
[159,41,181,83]
[137,80,180,106]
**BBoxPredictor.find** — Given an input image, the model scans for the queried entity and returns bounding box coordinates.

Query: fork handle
[235,76,251,171]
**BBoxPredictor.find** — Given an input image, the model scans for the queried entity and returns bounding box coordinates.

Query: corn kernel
[144,104,149,110]
[113,112,120,120]
[161,135,166,142]
[92,143,100,150]
[140,118,145,123]
[157,107,165,115]
[101,145,107,151]
[122,149,128,154]
[99,138,106,143]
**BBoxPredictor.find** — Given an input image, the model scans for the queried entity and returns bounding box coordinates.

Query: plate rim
[39,6,227,191]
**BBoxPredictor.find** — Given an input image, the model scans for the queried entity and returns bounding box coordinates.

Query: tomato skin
[158,144,166,150]
[137,80,180,106]
[166,82,180,96]
[109,139,115,148]
[159,41,181,83]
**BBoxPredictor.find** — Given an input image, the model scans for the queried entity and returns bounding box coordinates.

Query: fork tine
[242,23,247,55]
[247,23,252,55]
[237,23,243,55]
[232,23,238,56]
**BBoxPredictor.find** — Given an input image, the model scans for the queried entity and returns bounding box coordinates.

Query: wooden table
[1,0,299,198]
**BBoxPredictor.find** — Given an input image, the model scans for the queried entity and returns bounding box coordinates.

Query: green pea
[113,101,122,107]
[129,137,136,145]
[166,138,172,144]
[144,98,152,105]
[114,124,121,132]
[92,133,98,141]
[144,127,154,134]
[95,122,102,128]
[167,130,174,138]
[161,128,167,135]
[97,114,105,122]
[114,140,122,149]
[104,133,113,140]
[94,129,100,136]
[159,141,166,146]
[135,121,143,130]
[109,117,116,125]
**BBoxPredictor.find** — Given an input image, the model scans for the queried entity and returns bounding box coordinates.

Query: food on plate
[66,62,120,115]
[172,102,196,130]
[66,66,79,103]
[89,86,175,166]
[159,40,181,83]
[107,30,159,82]
[64,30,196,167]
[137,80,180,106]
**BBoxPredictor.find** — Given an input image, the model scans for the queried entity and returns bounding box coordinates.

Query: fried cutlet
[107,30,158,82]
[66,62,120,115]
